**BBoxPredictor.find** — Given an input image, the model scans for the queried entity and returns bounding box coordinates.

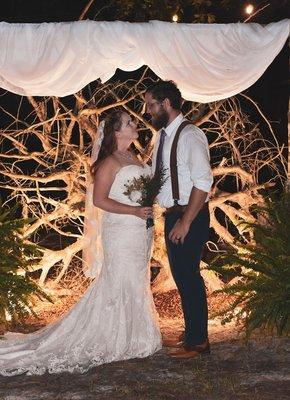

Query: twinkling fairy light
[245,4,254,15]
[172,14,179,22]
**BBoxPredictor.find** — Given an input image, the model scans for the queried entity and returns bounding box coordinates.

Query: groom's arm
[169,187,208,244]
[169,127,213,244]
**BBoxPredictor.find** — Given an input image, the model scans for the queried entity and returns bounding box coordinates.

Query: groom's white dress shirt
[152,114,213,208]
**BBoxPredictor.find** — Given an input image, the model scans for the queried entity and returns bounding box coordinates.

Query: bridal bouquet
[123,166,167,229]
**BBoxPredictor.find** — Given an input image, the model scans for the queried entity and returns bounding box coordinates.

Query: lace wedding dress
[0,164,162,376]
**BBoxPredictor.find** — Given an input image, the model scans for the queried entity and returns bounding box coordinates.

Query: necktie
[155,129,166,175]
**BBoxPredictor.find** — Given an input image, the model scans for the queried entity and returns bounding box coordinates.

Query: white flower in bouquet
[128,190,142,204]
[123,166,167,229]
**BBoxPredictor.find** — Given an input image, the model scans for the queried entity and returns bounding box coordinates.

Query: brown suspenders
[169,120,193,205]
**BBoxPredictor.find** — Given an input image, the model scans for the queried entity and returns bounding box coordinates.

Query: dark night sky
[0,1,289,149]
[0,1,289,23]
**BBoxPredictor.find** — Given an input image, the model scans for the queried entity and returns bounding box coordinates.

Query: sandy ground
[0,287,289,400]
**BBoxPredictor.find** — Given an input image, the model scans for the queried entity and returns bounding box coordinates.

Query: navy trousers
[164,205,209,346]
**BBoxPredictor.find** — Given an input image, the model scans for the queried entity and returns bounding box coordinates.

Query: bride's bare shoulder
[95,155,121,177]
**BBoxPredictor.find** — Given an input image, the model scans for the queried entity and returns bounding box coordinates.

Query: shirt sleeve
[182,126,213,194]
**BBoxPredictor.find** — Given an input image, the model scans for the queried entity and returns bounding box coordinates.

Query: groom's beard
[151,107,169,130]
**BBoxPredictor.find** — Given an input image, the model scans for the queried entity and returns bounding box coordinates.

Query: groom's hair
[146,80,182,110]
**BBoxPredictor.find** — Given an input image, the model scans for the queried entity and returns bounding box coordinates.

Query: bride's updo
[91,110,124,176]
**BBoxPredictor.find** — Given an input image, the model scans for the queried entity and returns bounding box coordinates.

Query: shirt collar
[163,113,184,137]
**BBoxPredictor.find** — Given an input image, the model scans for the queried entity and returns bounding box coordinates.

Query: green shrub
[0,202,50,325]
[210,190,290,337]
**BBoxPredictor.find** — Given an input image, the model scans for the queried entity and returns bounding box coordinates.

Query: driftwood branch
[0,74,286,294]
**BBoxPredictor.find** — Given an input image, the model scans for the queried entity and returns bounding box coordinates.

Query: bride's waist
[102,211,145,227]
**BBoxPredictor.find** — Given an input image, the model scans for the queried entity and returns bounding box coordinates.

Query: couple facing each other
[0,80,213,376]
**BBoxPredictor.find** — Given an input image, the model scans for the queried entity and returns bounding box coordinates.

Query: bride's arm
[93,158,151,220]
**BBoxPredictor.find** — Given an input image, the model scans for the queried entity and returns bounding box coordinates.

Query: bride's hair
[91,110,124,176]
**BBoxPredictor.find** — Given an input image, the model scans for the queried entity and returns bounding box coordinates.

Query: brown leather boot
[169,339,210,359]
[163,332,184,348]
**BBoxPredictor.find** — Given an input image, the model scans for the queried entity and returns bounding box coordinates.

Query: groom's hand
[169,219,190,245]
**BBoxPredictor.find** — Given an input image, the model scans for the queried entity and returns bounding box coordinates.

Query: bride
[0,109,162,376]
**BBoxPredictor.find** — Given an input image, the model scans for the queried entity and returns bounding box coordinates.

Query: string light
[172,14,179,23]
[245,4,254,15]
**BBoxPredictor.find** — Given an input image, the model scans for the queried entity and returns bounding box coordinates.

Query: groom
[145,80,213,358]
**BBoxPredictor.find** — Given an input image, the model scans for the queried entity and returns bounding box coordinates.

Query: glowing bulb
[245,4,254,14]
[172,14,179,23]
[5,310,12,321]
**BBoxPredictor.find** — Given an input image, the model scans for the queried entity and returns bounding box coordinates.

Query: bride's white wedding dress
[0,164,162,376]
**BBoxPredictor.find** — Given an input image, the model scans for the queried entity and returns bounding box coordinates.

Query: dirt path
[1,317,289,400]
[0,289,289,399]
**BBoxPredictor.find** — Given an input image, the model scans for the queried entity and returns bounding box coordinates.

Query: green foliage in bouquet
[124,165,167,229]
[123,165,167,207]
[210,190,290,337]
[0,202,51,325]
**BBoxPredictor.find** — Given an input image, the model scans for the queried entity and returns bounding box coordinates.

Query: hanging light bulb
[245,4,254,15]
[172,14,179,23]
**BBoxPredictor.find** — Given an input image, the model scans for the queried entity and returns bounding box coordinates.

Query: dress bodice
[109,164,152,205]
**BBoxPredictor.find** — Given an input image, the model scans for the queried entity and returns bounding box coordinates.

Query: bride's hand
[133,206,153,220]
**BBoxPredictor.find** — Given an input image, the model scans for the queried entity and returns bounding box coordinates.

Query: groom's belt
[164,202,208,214]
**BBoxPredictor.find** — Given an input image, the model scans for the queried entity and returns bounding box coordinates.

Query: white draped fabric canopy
[0,19,289,102]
